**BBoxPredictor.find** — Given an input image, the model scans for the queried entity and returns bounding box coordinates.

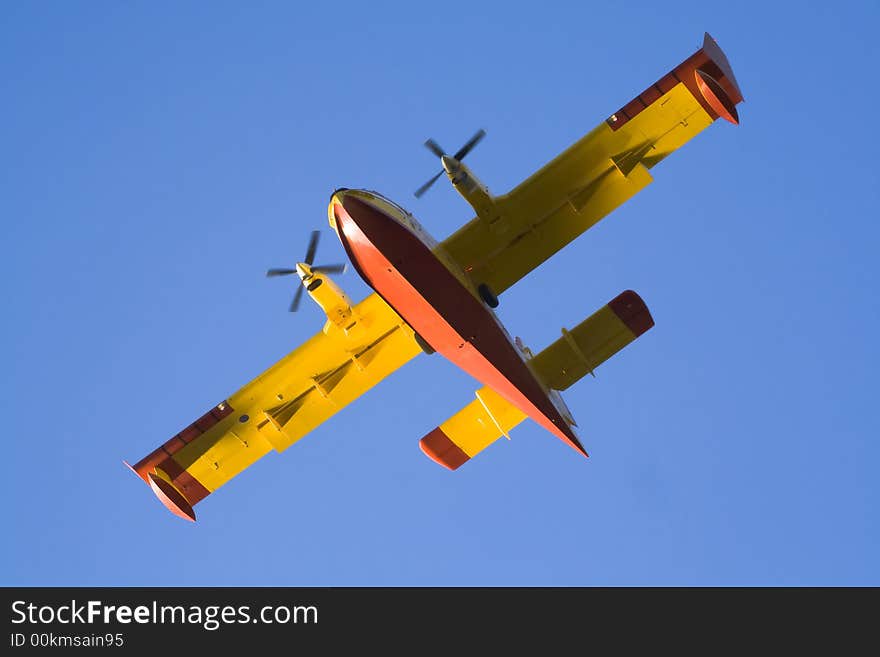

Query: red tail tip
[420,428,470,470]
[609,290,655,337]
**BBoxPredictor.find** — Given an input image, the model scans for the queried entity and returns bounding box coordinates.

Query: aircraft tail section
[419,290,654,470]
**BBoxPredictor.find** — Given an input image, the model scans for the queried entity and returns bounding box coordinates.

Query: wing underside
[127,293,419,520]
[441,33,743,295]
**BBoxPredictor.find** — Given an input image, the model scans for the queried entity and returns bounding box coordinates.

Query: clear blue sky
[2,1,878,586]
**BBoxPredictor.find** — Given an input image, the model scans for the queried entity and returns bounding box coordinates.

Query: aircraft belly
[332,193,587,457]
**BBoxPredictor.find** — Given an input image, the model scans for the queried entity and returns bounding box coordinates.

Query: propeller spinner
[414,129,486,198]
[266,230,346,311]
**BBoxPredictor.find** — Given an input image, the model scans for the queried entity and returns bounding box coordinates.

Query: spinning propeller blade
[267,231,347,312]
[414,129,486,198]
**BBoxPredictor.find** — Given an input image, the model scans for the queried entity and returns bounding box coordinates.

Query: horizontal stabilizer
[531,289,653,391]
[419,290,654,469]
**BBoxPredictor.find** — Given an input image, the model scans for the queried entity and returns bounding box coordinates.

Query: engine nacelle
[441,155,496,221]
[296,263,355,332]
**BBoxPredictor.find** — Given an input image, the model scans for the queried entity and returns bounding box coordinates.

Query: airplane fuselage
[329,188,587,456]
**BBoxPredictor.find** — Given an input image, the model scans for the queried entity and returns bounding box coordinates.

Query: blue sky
[2,1,877,585]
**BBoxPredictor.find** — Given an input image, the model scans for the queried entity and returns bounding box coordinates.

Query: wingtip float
[128,33,742,520]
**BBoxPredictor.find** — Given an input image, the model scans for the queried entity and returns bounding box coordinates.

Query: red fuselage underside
[332,194,587,457]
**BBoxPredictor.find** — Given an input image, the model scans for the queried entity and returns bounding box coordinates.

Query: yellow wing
[127,292,420,520]
[441,33,743,295]
[420,291,654,469]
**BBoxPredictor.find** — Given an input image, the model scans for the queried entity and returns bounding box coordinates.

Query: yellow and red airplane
[127,33,743,521]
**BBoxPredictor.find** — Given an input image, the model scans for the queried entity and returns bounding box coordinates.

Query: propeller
[266,231,347,312]
[414,128,486,198]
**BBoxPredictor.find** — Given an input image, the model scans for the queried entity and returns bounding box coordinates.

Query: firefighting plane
[127,33,743,521]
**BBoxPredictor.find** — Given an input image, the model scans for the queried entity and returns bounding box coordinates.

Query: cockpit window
[364,189,414,218]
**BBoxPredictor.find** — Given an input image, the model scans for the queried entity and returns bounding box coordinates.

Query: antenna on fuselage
[266,230,346,312]
[414,129,486,198]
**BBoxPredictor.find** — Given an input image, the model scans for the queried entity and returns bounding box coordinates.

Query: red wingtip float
[693,32,743,125]
[695,69,739,125]
[128,33,742,519]
[124,456,205,522]
[147,474,197,522]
